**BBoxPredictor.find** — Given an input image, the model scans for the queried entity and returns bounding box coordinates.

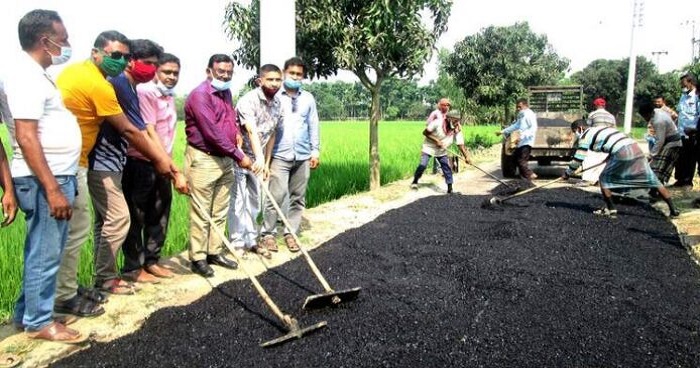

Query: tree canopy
[445,22,569,123]
[224,0,452,190]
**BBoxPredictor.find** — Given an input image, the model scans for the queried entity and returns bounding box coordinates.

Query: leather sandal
[261,235,278,252]
[78,286,108,304]
[97,278,136,295]
[26,322,87,344]
[284,234,300,252]
[15,314,78,332]
[251,245,271,259]
[54,295,105,317]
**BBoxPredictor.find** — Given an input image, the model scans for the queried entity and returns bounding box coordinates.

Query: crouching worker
[410,110,471,194]
[561,120,680,218]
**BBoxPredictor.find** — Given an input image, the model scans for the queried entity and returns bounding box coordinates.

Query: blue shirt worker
[260,57,319,253]
[496,98,538,180]
[672,72,699,188]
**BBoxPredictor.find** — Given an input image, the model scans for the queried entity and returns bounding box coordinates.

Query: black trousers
[515,145,533,179]
[121,157,172,273]
[673,136,698,185]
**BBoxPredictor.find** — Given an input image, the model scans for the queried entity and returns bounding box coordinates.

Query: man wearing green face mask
[54,31,184,318]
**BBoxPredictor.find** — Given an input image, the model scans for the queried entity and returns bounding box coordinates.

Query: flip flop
[0,353,21,368]
[26,322,88,345]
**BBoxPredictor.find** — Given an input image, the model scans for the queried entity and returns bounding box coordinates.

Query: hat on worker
[593,98,606,107]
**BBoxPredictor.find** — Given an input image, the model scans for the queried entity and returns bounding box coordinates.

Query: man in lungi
[562,120,680,218]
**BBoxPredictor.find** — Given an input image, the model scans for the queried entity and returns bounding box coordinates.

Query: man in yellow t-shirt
[54,30,186,318]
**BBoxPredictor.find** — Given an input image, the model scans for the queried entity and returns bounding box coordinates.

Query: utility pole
[260,0,296,70]
[651,50,668,68]
[623,0,643,135]
[681,20,699,64]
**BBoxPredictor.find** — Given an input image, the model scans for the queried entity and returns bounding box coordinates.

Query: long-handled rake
[188,194,327,347]
[259,184,361,310]
[485,159,609,207]
[446,148,513,188]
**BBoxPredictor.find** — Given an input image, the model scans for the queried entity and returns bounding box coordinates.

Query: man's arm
[15,120,72,219]
[104,113,176,177]
[308,96,320,169]
[0,139,17,226]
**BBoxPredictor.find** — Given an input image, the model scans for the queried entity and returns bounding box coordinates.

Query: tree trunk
[369,84,381,191]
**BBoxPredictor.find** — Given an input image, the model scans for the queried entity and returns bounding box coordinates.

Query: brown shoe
[145,264,175,279]
[262,235,278,252]
[122,269,161,284]
[284,234,300,252]
[26,322,87,344]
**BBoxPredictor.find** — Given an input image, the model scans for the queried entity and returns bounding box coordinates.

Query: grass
[0,120,499,321]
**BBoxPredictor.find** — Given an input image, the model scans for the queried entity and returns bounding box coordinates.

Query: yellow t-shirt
[57,60,123,167]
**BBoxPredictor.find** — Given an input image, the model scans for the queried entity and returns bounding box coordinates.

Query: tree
[224,0,451,190]
[571,56,676,121]
[445,22,569,123]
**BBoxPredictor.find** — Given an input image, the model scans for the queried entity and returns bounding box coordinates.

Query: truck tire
[501,145,518,178]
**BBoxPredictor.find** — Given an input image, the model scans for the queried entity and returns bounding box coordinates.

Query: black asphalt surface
[52,188,700,368]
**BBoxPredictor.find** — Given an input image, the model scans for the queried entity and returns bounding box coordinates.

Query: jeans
[13,175,76,331]
[262,159,310,236]
[412,153,453,185]
[121,157,172,273]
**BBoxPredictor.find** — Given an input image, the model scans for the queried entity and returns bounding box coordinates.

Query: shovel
[188,194,327,347]
[259,183,361,310]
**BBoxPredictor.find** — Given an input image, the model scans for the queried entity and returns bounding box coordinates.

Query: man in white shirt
[4,9,85,343]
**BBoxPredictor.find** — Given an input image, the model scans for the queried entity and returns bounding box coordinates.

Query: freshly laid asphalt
[52,187,700,368]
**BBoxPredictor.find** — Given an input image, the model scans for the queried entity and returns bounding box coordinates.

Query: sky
[1,0,699,94]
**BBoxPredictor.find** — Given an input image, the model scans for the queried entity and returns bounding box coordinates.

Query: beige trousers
[87,170,130,285]
[56,167,91,303]
[185,146,235,262]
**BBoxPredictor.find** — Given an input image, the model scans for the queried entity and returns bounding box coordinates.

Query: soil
[4,144,700,367]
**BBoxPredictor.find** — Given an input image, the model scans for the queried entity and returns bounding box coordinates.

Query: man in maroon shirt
[184,54,254,277]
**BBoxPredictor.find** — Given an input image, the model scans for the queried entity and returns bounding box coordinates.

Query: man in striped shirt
[581,98,616,185]
[562,120,679,218]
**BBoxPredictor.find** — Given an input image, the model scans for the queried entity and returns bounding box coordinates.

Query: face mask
[283,78,302,90]
[682,87,690,93]
[211,77,232,91]
[99,54,128,77]
[46,39,72,65]
[156,80,175,96]
[261,86,280,98]
[130,60,157,83]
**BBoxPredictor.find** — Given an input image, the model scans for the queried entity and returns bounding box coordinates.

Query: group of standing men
[0,9,320,343]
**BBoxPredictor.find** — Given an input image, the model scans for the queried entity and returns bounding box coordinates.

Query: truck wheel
[501,145,518,178]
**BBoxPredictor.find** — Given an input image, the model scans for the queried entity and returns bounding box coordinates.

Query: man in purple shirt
[184,54,254,277]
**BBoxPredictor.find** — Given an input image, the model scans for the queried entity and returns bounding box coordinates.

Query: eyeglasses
[98,49,131,60]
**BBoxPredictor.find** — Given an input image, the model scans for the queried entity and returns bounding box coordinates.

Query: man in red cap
[580,97,617,185]
[587,98,616,128]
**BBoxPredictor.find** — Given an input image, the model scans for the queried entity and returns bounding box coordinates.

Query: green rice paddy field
[0,121,505,320]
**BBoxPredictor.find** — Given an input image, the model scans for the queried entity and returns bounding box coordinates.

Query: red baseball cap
[593,98,606,107]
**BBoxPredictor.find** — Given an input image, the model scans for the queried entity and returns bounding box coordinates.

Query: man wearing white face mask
[121,53,183,280]
[260,57,320,253]
[184,54,255,278]
[4,9,85,343]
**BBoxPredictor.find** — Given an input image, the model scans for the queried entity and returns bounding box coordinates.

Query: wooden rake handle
[188,194,290,324]
[259,182,335,293]
[446,148,512,187]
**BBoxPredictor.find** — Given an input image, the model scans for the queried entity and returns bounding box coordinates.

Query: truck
[501,85,585,177]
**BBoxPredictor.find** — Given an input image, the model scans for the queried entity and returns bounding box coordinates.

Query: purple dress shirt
[184,80,244,162]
